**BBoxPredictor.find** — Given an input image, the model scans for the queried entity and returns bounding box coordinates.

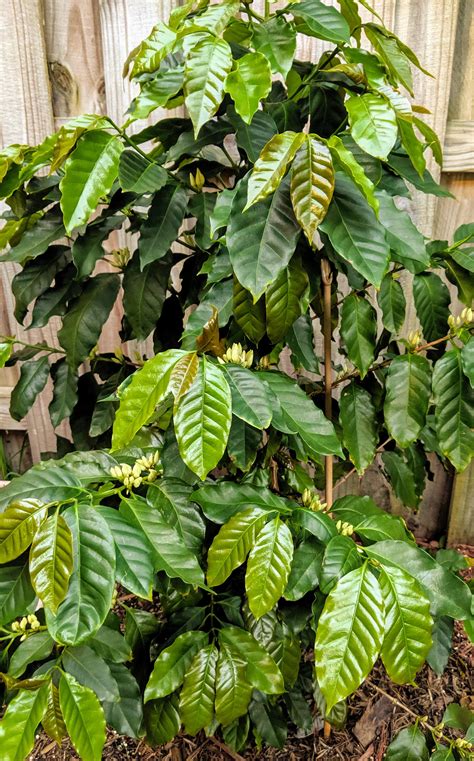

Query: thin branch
[334,438,391,489]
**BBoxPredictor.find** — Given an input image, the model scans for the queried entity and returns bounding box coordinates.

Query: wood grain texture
[443,120,474,172]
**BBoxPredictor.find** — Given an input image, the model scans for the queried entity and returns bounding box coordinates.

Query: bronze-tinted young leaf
[195,307,224,356]
[0,500,46,564]
[42,683,67,745]
[245,132,305,209]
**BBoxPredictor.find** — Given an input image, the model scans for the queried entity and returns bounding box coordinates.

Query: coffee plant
[0,0,473,758]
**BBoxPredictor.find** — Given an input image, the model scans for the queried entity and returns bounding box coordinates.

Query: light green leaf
[377,273,406,334]
[42,683,67,744]
[319,174,389,287]
[59,672,106,761]
[413,272,450,342]
[99,506,155,599]
[192,481,293,524]
[319,535,362,594]
[2,209,65,265]
[225,52,272,125]
[219,625,284,694]
[129,65,184,121]
[284,537,324,601]
[346,93,397,159]
[47,505,115,645]
[291,508,337,544]
[145,630,208,701]
[0,467,83,514]
[138,184,188,267]
[315,563,384,712]
[327,134,378,215]
[220,365,272,429]
[112,349,186,450]
[179,644,218,734]
[340,294,376,379]
[291,134,336,246]
[233,279,266,343]
[246,517,293,619]
[252,16,296,78]
[128,22,177,78]
[174,356,232,479]
[385,725,429,761]
[8,631,54,678]
[60,130,123,233]
[384,353,431,448]
[379,566,432,684]
[58,272,120,369]
[432,348,474,471]
[377,190,429,273]
[245,132,305,209]
[184,38,232,136]
[0,683,49,761]
[207,507,271,586]
[290,0,350,44]
[215,647,252,725]
[340,382,377,474]
[118,150,167,193]
[0,501,46,563]
[9,357,50,422]
[169,353,200,410]
[29,511,73,613]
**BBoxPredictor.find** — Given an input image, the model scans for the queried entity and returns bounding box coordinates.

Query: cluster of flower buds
[111,247,131,269]
[189,168,205,192]
[336,520,354,537]
[218,343,253,368]
[110,452,160,491]
[301,488,327,512]
[11,614,40,640]
[406,329,422,350]
[448,307,473,331]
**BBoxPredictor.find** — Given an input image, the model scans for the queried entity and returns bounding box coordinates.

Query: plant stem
[334,438,391,489]
[4,337,65,355]
[321,258,334,509]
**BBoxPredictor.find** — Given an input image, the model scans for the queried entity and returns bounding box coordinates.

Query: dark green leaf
[0,467,83,513]
[319,535,362,594]
[12,246,68,323]
[49,359,78,429]
[340,382,377,474]
[291,0,350,44]
[286,314,319,373]
[385,725,429,761]
[382,451,420,508]
[284,537,324,601]
[413,272,450,342]
[71,215,124,278]
[219,625,284,694]
[118,150,167,193]
[62,645,120,702]
[340,294,376,378]
[138,184,188,267]
[123,252,170,340]
[103,662,143,738]
[220,365,272,429]
[145,630,208,701]
[8,632,54,679]
[10,356,49,421]
[191,481,293,524]
[249,694,287,748]
[426,616,453,676]
[99,506,154,599]
[377,190,429,273]
[3,209,65,264]
[384,353,431,447]
[144,696,180,746]
[233,279,266,343]
[0,563,35,626]
[227,416,262,472]
[265,255,308,342]
[432,348,474,471]
[377,274,406,334]
[147,478,205,554]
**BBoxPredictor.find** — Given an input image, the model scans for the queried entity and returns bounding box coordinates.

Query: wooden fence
[0,0,472,543]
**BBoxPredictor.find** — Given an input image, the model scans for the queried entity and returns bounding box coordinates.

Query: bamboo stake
[321,258,333,510]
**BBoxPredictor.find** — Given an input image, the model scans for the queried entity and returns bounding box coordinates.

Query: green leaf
[286,314,319,373]
[8,632,54,678]
[179,644,217,734]
[174,356,232,480]
[118,150,167,193]
[47,505,115,645]
[364,540,472,619]
[290,508,338,544]
[432,348,474,471]
[332,495,409,542]
[0,501,46,563]
[0,341,12,368]
[59,672,106,761]
[0,467,83,513]
[62,645,120,702]
[49,359,79,429]
[42,683,67,744]
[184,38,232,136]
[169,354,200,409]
[58,273,120,369]
[0,563,35,626]
[227,173,300,299]
[123,253,170,340]
[207,507,271,586]
[228,417,261,472]
[265,254,308,342]
[192,482,293,524]
[377,273,406,333]
[315,564,384,711]
[9,357,50,422]
[319,175,389,287]
[462,337,474,387]
[340,294,376,379]
[284,537,324,601]
[220,365,272,429]
[71,215,123,279]
[319,535,362,594]
[60,130,123,233]
[327,134,378,214]
[413,272,450,342]
[252,16,296,78]
[346,93,397,159]
[377,191,429,273]
[12,245,68,324]
[225,52,272,125]
[249,694,287,748]
[233,279,266,343]
[138,184,188,267]
[144,697,180,746]
[246,516,294,619]
[215,647,252,725]
[99,506,154,599]
[219,626,284,694]
[145,630,208,702]
[103,663,143,738]
[291,134,336,246]
[379,566,432,684]
[229,107,278,164]
[397,117,426,177]
[129,65,185,121]
[148,478,205,553]
[385,725,429,761]
[128,22,176,78]
[290,0,350,44]
[384,353,431,448]
[112,349,186,450]
[443,703,474,732]
[29,511,73,612]
[340,382,377,474]
[120,496,204,587]
[0,683,49,761]
[245,131,305,209]
[382,451,420,508]
[2,209,65,265]
[261,371,342,457]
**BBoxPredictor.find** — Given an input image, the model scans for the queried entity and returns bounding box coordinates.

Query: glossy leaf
[384,353,431,448]
[252,16,296,78]
[462,336,474,387]
[9,356,50,421]
[207,507,271,586]
[432,349,474,471]
[123,253,170,340]
[215,647,252,725]
[103,662,143,738]
[379,567,433,683]
[340,294,376,378]
[99,506,155,599]
[284,537,324,601]
[319,535,362,595]
[3,210,64,265]
[71,215,124,279]
[59,672,106,761]
[8,631,54,679]
[286,313,319,373]
[290,0,350,44]
[145,630,208,701]
[0,683,49,761]
[138,184,188,267]
[220,364,272,429]
[192,481,293,524]
[385,725,429,761]
[225,52,272,124]
[340,382,377,474]
[174,356,232,479]
[346,93,397,159]
[0,501,46,563]
[148,478,205,553]
[245,131,305,209]
[315,564,384,711]
[62,644,120,703]
[331,495,409,542]
[413,272,450,342]
[0,563,36,626]
[382,451,420,508]
[42,683,67,744]
[118,150,167,193]
[49,359,79,429]
[246,516,294,619]
[327,134,378,214]
[60,130,123,233]
[12,245,68,324]
[233,279,266,343]
[377,191,429,273]
[219,625,284,694]
[265,255,308,342]
[144,697,180,746]
[29,511,73,612]
[377,273,406,334]
[184,38,232,136]
[128,22,176,77]
[228,416,261,472]
[290,135,335,245]
[179,644,218,734]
